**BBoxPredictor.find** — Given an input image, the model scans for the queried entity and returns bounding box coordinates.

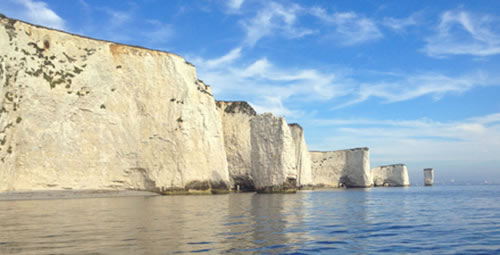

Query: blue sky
[1,0,500,184]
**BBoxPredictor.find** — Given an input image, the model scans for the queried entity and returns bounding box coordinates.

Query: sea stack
[288,123,313,188]
[372,164,410,187]
[310,148,372,188]
[424,168,434,186]
[216,101,256,191]
[250,113,298,193]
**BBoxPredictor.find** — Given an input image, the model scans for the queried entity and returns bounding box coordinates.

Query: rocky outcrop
[372,164,410,187]
[424,168,434,186]
[0,16,230,194]
[216,101,256,191]
[288,124,313,188]
[217,102,308,193]
[310,148,372,188]
[250,113,297,193]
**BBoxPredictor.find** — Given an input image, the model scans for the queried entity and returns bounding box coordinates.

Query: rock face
[216,101,256,191]
[424,168,434,186]
[0,16,230,193]
[372,164,410,187]
[250,113,297,193]
[288,124,313,188]
[310,148,372,188]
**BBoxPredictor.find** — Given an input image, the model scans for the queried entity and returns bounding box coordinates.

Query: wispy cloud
[191,48,346,117]
[310,7,382,45]
[241,2,314,47]
[69,3,174,49]
[143,19,173,46]
[2,0,65,30]
[102,8,131,27]
[423,9,500,57]
[226,0,245,13]
[383,12,421,32]
[334,71,495,109]
[204,47,242,68]
[192,45,497,116]
[308,113,500,162]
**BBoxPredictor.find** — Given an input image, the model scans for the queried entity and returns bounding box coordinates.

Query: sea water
[0,185,499,254]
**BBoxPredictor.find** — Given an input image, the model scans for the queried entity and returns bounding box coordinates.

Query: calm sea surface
[0,185,499,254]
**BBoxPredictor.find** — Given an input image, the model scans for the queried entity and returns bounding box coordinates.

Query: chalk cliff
[288,124,313,188]
[216,101,256,191]
[310,148,372,188]
[250,113,297,193]
[0,16,230,193]
[372,164,410,187]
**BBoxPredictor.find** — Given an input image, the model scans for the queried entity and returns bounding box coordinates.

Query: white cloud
[241,2,314,47]
[308,113,500,162]
[226,0,245,12]
[383,13,420,31]
[191,48,346,118]
[7,0,65,30]
[334,71,495,109]
[65,5,174,49]
[104,9,131,27]
[192,46,498,117]
[143,19,173,45]
[423,9,500,57]
[310,7,382,45]
[205,47,242,68]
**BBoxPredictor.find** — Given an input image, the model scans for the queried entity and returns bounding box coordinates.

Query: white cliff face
[216,101,256,191]
[250,113,297,192]
[0,17,229,193]
[372,164,410,187]
[424,168,434,186]
[310,148,372,188]
[288,124,313,187]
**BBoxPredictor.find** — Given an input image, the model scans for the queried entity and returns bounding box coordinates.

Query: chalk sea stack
[288,123,313,188]
[424,168,434,186]
[216,101,256,191]
[310,148,372,188]
[372,164,410,187]
[250,113,298,193]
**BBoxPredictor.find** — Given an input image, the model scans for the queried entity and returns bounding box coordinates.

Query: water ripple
[0,185,499,254]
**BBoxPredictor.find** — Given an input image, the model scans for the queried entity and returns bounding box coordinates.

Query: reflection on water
[1,185,499,254]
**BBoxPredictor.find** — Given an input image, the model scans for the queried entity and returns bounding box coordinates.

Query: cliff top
[310,147,369,153]
[0,14,191,65]
[216,101,257,116]
[288,123,303,130]
[376,164,406,168]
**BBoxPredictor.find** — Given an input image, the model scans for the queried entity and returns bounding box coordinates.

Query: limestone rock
[288,124,313,188]
[250,113,297,193]
[372,164,410,187]
[216,101,256,191]
[424,168,434,186]
[0,16,230,193]
[310,148,372,188]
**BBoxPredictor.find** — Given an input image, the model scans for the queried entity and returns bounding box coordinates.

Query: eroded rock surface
[250,113,297,193]
[0,16,230,193]
[288,124,313,188]
[372,164,410,187]
[216,101,256,191]
[310,148,372,188]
